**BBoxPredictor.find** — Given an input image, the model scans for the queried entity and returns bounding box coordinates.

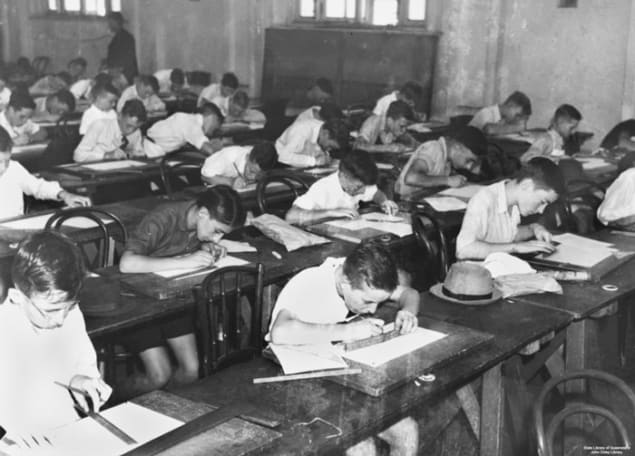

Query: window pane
[48,0,58,11]
[85,0,97,13]
[372,0,398,25]
[408,0,426,20]
[96,0,106,15]
[111,0,121,12]
[299,0,315,17]
[325,0,345,17]
[346,0,356,18]
[64,0,81,12]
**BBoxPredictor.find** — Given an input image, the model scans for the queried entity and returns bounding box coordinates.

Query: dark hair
[231,90,249,109]
[514,157,565,195]
[93,73,113,87]
[554,104,582,122]
[170,68,185,85]
[12,231,86,301]
[0,127,14,152]
[199,102,225,123]
[138,75,159,94]
[386,100,414,121]
[339,149,378,186]
[107,12,125,26]
[91,82,119,99]
[249,142,278,171]
[318,102,344,122]
[505,91,532,117]
[9,91,35,111]
[68,57,87,69]
[343,241,398,292]
[121,99,147,123]
[53,89,76,112]
[315,77,334,96]
[221,72,239,90]
[400,81,423,102]
[56,72,72,87]
[195,185,245,229]
[446,125,487,156]
[322,118,350,151]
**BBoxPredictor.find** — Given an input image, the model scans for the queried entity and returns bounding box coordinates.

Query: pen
[233,163,245,180]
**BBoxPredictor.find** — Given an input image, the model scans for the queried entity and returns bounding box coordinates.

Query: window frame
[46,0,120,17]
[297,0,428,27]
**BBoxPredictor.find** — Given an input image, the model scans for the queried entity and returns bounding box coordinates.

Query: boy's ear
[198,207,210,219]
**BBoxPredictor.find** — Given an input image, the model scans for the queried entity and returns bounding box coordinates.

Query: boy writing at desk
[117,74,166,114]
[267,241,419,456]
[285,150,398,225]
[469,90,532,136]
[32,89,76,123]
[201,141,278,189]
[79,82,119,135]
[456,157,564,260]
[0,91,48,145]
[118,186,245,397]
[198,72,239,107]
[211,90,266,125]
[520,104,582,163]
[355,100,416,153]
[0,231,112,444]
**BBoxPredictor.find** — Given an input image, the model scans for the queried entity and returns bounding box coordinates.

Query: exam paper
[423,196,468,212]
[218,239,257,253]
[0,214,103,230]
[325,213,412,237]
[153,255,249,279]
[437,184,484,200]
[575,157,610,170]
[81,160,148,171]
[540,243,614,268]
[271,343,348,375]
[234,181,288,194]
[551,233,614,250]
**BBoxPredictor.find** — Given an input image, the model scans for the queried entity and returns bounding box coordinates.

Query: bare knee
[139,348,173,389]
[378,416,419,456]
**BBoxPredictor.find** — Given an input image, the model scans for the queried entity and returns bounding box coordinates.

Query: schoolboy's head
[9,231,86,330]
[6,91,36,127]
[68,57,87,80]
[91,82,119,112]
[0,127,14,177]
[501,91,532,124]
[307,77,334,104]
[318,118,350,154]
[135,75,159,99]
[317,102,344,122]
[553,104,582,140]
[446,126,487,175]
[220,72,239,98]
[170,68,186,93]
[107,12,125,33]
[513,157,564,216]
[339,241,399,315]
[194,186,245,242]
[338,150,378,196]
[245,142,278,181]
[385,100,413,137]
[397,81,423,108]
[118,99,147,136]
[199,102,225,136]
[228,90,249,118]
[48,89,76,116]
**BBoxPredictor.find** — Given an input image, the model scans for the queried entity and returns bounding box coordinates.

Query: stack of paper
[153,256,249,279]
[324,213,412,237]
[541,233,617,268]
[81,160,147,171]
[270,343,348,374]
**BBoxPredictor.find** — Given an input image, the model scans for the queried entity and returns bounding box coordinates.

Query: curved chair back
[196,264,265,376]
[411,211,448,282]
[256,172,310,217]
[159,149,207,197]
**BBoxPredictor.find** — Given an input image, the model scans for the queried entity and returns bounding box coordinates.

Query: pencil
[253,368,361,384]
[54,380,86,397]
[233,163,245,180]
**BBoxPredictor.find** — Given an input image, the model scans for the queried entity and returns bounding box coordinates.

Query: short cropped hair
[12,231,86,301]
[339,149,378,186]
[504,91,532,117]
[170,68,185,85]
[0,127,13,152]
[199,102,225,123]
[386,100,414,121]
[318,102,344,122]
[231,90,249,109]
[93,73,113,87]
[249,142,278,171]
[138,75,159,94]
[323,118,350,151]
[400,81,423,102]
[9,91,35,111]
[121,99,147,123]
[343,241,399,292]
[515,157,565,195]
[195,185,245,229]
[315,77,334,96]
[91,82,119,99]
[554,104,582,122]
[107,12,125,26]
[68,57,87,69]
[54,89,76,112]
[221,72,239,90]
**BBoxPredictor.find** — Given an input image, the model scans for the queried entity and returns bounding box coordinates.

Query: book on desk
[304,212,413,244]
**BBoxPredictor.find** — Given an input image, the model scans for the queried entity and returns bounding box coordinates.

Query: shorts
[122,312,195,354]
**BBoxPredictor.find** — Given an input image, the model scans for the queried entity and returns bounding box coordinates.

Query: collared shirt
[117,85,166,113]
[201,145,250,179]
[210,96,266,124]
[0,160,62,220]
[292,171,377,211]
[0,111,40,139]
[455,180,521,259]
[74,118,144,162]
[70,79,92,99]
[295,106,320,124]
[266,257,347,341]
[198,83,224,107]
[79,105,117,135]
[373,91,398,129]
[597,168,635,225]
[0,87,11,111]
[275,118,325,168]
[358,114,395,145]
[0,300,100,435]
[145,113,208,157]
[154,68,187,94]
[469,104,502,131]
[520,129,564,163]
[125,201,200,257]
[395,137,451,197]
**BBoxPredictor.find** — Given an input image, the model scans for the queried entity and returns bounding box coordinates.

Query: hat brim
[429,283,502,306]
[80,298,137,318]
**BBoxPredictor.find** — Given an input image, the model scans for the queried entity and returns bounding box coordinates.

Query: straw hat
[430,262,501,306]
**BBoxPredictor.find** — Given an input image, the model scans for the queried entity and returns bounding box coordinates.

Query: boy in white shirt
[67,57,87,83]
[469,91,532,136]
[79,82,119,135]
[356,100,416,153]
[212,90,266,124]
[293,102,344,127]
[372,81,423,125]
[154,68,186,96]
[0,91,48,145]
[285,149,398,225]
[285,77,334,117]
[144,102,224,157]
[0,71,12,111]
[32,89,76,123]
[268,241,419,456]
[520,104,582,163]
[117,75,166,114]
[275,117,350,168]
[0,231,112,442]
[74,99,147,162]
[198,72,238,107]
[201,141,278,189]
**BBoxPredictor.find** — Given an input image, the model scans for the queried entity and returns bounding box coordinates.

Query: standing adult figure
[106,12,138,85]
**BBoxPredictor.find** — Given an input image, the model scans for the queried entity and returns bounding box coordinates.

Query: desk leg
[261,284,280,336]
[456,384,480,440]
[564,319,588,456]
[480,363,503,456]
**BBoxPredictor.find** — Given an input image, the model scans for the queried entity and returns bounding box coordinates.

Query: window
[47,0,121,16]
[298,0,427,25]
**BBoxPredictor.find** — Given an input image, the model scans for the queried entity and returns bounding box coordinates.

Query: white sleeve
[74,121,111,162]
[360,185,379,202]
[201,154,230,178]
[276,127,317,168]
[292,180,326,210]
[455,192,493,259]
[14,161,62,200]
[183,122,208,150]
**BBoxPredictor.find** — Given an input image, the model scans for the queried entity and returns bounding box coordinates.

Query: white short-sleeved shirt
[520,129,564,163]
[295,106,320,124]
[70,79,92,99]
[74,118,144,162]
[468,104,502,131]
[201,145,250,179]
[0,111,40,139]
[117,85,165,113]
[0,87,12,110]
[597,168,635,225]
[373,91,398,120]
[79,105,117,135]
[455,180,521,259]
[145,112,207,156]
[199,83,224,106]
[154,69,177,94]
[275,118,324,168]
[266,257,348,340]
[358,114,395,145]
[0,301,100,435]
[293,171,378,211]
[395,137,451,196]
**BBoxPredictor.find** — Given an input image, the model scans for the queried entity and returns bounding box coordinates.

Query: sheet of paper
[0,214,103,230]
[153,255,249,279]
[82,160,148,171]
[342,327,447,367]
[575,157,610,170]
[271,343,348,375]
[234,181,288,194]
[376,162,394,170]
[325,215,412,237]
[218,239,257,253]
[423,196,468,212]
[437,184,484,200]
[540,244,614,268]
[551,233,615,250]
[495,133,534,144]
[360,213,405,223]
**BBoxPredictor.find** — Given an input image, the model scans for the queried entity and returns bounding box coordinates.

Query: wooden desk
[12,141,50,171]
